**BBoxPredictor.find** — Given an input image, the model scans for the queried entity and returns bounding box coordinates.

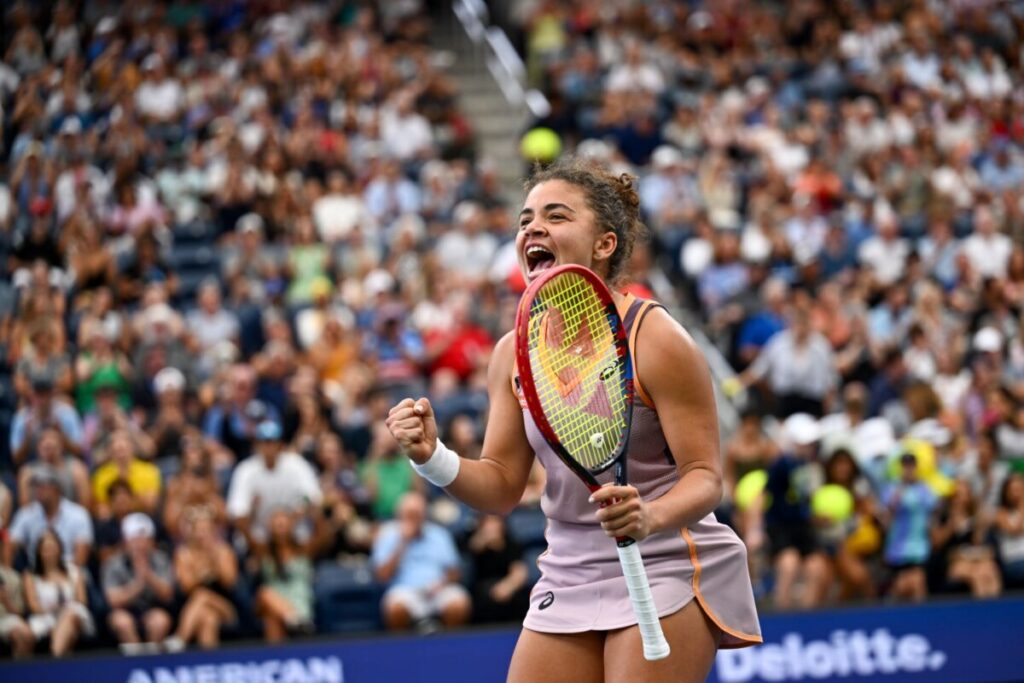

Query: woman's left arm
[593,308,723,540]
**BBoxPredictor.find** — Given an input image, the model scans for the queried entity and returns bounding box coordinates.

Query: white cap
[236,212,264,234]
[651,145,685,170]
[363,269,395,298]
[146,303,176,326]
[122,513,156,540]
[783,413,821,447]
[154,366,186,394]
[96,16,118,35]
[973,327,1003,353]
[59,118,82,135]
[141,54,163,72]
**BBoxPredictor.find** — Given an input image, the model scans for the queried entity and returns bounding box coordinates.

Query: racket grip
[616,542,671,661]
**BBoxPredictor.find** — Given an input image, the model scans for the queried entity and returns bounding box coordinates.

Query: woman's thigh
[603,601,720,683]
[507,627,606,683]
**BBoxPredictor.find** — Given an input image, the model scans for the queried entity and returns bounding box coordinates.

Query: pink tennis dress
[514,295,762,648]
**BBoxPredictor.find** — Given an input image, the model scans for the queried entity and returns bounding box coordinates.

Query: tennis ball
[520,127,562,162]
[734,469,768,512]
[811,484,854,523]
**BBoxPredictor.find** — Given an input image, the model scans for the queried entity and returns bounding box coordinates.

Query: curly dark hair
[523,158,647,284]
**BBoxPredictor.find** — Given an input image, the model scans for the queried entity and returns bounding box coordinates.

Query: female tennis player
[386,159,761,682]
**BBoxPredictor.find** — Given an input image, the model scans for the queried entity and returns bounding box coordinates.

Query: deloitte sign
[717,629,946,682]
[2,597,1022,683]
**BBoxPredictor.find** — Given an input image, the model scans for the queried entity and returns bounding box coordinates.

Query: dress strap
[623,298,665,410]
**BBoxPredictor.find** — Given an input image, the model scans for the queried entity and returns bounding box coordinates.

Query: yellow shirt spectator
[91,430,162,515]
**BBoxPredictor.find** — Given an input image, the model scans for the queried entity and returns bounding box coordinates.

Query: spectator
[165,507,240,651]
[145,367,191,463]
[758,414,831,610]
[102,513,175,654]
[23,530,93,656]
[313,169,376,245]
[74,325,133,417]
[226,420,322,545]
[822,447,879,602]
[14,321,73,399]
[91,429,162,517]
[362,304,427,401]
[84,379,156,464]
[0,535,34,657]
[93,479,139,567]
[882,452,938,602]
[434,201,498,285]
[994,473,1024,589]
[162,432,227,539]
[731,302,837,418]
[203,366,280,460]
[185,280,240,368]
[361,422,420,521]
[17,425,90,508]
[961,203,1013,280]
[10,371,85,466]
[252,508,322,642]
[7,467,92,569]
[372,492,471,631]
[929,481,1002,599]
[467,515,530,624]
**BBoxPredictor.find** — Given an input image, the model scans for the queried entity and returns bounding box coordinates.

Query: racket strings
[527,272,628,472]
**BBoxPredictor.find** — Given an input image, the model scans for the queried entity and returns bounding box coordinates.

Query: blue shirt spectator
[8,468,93,568]
[883,457,938,566]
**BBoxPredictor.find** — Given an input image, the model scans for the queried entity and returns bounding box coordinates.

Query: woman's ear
[593,230,618,265]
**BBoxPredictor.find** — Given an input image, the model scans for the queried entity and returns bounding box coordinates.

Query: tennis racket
[515,264,670,661]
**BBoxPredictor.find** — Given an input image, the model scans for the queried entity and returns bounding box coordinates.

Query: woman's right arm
[387,333,534,515]
[23,574,42,615]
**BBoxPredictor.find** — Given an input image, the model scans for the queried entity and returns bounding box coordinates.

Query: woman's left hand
[591,485,655,541]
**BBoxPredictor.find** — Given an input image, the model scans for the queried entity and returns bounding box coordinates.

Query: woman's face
[1007,476,1024,506]
[39,533,60,568]
[317,434,342,469]
[269,510,293,539]
[516,180,615,283]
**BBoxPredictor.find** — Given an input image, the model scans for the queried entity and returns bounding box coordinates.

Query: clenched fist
[385,398,438,464]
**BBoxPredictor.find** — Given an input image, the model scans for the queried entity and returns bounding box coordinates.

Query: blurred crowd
[515,0,1024,609]
[1,0,1023,661]
[0,0,541,658]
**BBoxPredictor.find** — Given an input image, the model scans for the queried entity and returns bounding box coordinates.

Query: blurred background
[0,1,1022,681]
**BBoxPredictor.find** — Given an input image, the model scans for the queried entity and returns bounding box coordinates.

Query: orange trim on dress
[628,301,657,410]
[682,528,763,647]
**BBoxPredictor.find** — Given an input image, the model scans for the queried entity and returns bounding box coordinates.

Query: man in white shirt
[858,212,910,287]
[226,420,322,544]
[134,55,184,123]
[434,201,498,284]
[312,169,375,243]
[380,91,434,162]
[961,203,1012,279]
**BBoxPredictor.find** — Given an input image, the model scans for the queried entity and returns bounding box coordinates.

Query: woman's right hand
[385,398,438,464]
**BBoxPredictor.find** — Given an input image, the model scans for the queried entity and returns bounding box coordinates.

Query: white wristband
[411,439,460,488]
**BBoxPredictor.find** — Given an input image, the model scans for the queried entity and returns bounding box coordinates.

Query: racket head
[515,264,635,486]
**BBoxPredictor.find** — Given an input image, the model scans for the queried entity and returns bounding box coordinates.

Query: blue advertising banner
[3,597,1023,683]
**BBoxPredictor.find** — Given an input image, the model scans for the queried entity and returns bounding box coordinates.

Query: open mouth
[525,244,556,275]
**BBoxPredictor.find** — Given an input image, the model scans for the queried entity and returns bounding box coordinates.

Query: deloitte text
[125,656,343,683]
[717,629,947,682]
